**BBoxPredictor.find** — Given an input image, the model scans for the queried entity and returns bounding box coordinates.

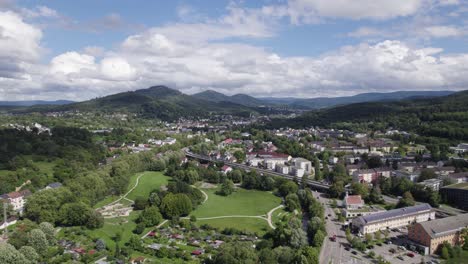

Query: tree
[313,230,325,247]
[28,229,49,255]
[59,202,91,226]
[86,210,104,229]
[374,230,381,241]
[127,235,143,251]
[329,181,345,198]
[38,222,56,245]
[148,192,161,206]
[302,246,319,264]
[0,243,30,264]
[137,206,162,227]
[351,182,369,199]
[441,245,450,259]
[218,180,235,196]
[18,246,38,263]
[213,242,258,264]
[285,193,301,212]
[160,193,193,218]
[314,158,322,181]
[418,169,437,182]
[95,239,106,251]
[233,150,245,163]
[278,181,298,197]
[290,228,308,249]
[133,196,148,210]
[367,156,383,169]
[396,191,415,208]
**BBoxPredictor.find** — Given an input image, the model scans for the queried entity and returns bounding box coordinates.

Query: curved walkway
[102,172,144,208]
[199,189,209,204]
[266,205,285,229]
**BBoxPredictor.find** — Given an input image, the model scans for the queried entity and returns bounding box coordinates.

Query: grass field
[192,188,281,218]
[86,211,151,248]
[271,207,291,225]
[197,217,270,235]
[126,171,170,200]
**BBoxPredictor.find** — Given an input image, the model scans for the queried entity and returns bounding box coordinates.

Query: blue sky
[1,0,468,100]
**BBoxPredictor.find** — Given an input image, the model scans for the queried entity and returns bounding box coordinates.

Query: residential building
[450,143,468,154]
[344,193,365,210]
[444,172,468,184]
[290,167,305,178]
[221,165,232,174]
[408,213,468,254]
[292,158,312,174]
[352,169,377,184]
[393,170,420,182]
[0,189,31,212]
[342,193,385,218]
[275,164,289,174]
[45,182,62,189]
[352,204,435,234]
[418,178,443,191]
[440,183,468,210]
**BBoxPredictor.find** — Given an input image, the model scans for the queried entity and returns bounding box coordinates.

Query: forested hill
[270,90,468,140]
[15,86,256,120]
[193,90,265,107]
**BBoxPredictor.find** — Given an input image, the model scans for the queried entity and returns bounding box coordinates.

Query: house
[130,257,146,264]
[346,165,360,176]
[353,147,369,154]
[374,168,392,178]
[435,166,455,176]
[344,193,364,210]
[192,249,203,256]
[0,189,31,212]
[450,143,468,154]
[45,182,62,189]
[0,216,17,230]
[328,157,339,164]
[393,170,420,182]
[445,172,468,184]
[221,165,233,174]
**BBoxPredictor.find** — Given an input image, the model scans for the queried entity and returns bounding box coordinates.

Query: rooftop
[442,182,468,190]
[345,195,364,205]
[356,204,433,225]
[418,213,468,238]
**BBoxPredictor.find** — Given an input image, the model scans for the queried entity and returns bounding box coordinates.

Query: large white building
[352,204,435,234]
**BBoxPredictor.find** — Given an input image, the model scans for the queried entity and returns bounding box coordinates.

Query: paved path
[194,215,267,220]
[266,205,284,229]
[142,220,168,238]
[199,188,209,204]
[103,172,144,208]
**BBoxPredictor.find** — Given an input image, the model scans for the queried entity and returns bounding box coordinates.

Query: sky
[1,0,468,101]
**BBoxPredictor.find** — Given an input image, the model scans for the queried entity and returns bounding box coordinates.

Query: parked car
[345,247,350,251]
[407,252,415,258]
[376,242,382,246]
[352,251,358,255]
[389,248,396,254]
[397,256,404,260]
[366,245,374,249]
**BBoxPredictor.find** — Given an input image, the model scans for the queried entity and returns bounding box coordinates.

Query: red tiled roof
[346,195,363,205]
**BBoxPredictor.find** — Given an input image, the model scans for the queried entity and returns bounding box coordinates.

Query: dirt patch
[97,203,133,218]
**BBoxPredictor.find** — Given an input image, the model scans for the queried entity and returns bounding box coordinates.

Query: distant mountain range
[0,100,74,106]
[192,90,265,107]
[258,90,455,109]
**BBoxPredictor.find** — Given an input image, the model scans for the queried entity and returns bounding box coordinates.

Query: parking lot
[340,226,443,264]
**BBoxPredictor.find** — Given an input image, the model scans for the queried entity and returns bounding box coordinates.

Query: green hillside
[270,90,468,140]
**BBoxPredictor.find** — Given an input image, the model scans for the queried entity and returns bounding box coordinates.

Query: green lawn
[192,188,281,218]
[271,207,290,225]
[197,217,270,235]
[126,171,170,200]
[0,170,11,177]
[86,211,151,249]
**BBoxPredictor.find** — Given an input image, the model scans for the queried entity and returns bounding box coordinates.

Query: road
[185,151,330,190]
